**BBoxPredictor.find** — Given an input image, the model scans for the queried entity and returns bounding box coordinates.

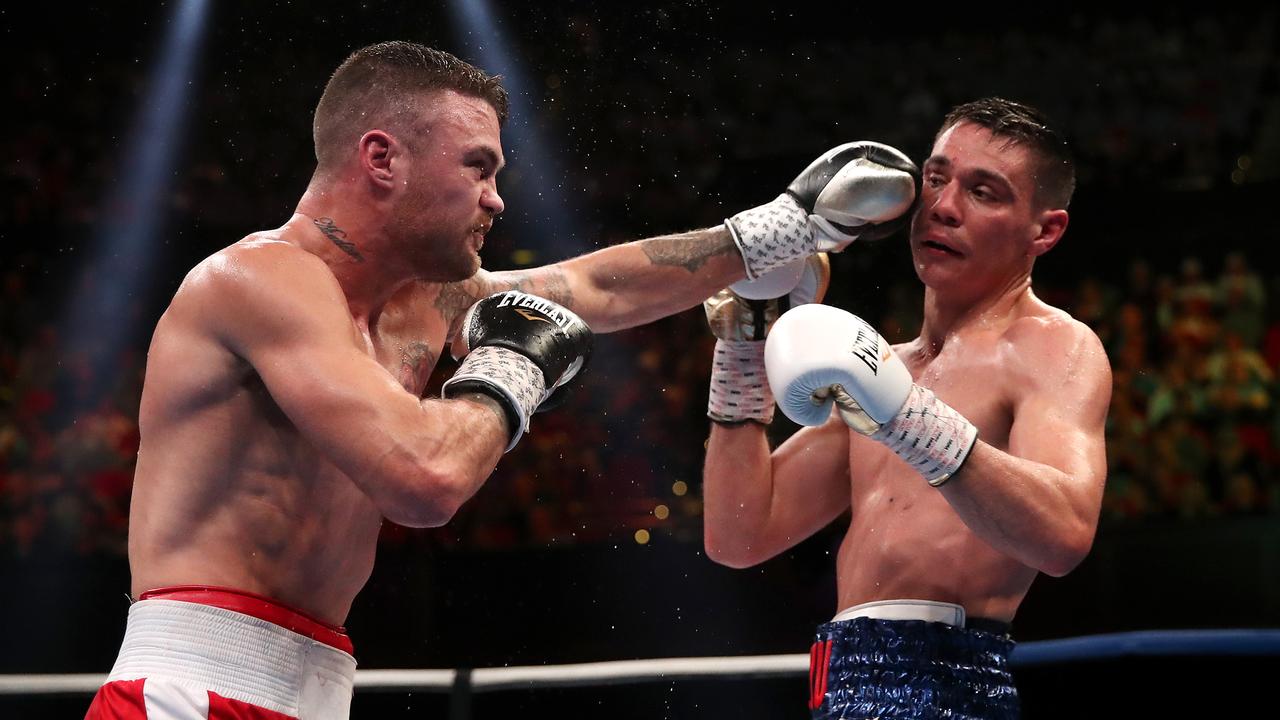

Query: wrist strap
[725,193,814,279]
[443,345,545,452]
[707,340,774,424]
[871,384,977,486]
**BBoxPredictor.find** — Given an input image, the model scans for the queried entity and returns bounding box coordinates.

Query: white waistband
[107,598,356,720]
[832,599,966,627]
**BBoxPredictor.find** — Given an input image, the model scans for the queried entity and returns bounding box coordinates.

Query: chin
[452,253,483,282]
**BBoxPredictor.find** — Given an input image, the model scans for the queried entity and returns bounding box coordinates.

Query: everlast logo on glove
[496,291,582,330]
[447,290,595,452]
[849,318,882,375]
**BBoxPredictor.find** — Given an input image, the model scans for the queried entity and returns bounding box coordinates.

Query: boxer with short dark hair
[85,40,919,720]
[702,97,1111,719]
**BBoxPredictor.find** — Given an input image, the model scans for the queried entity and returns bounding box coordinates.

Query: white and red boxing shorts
[84,586,357,720]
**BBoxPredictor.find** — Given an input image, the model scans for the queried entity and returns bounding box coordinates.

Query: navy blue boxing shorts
[807,600,1018,720]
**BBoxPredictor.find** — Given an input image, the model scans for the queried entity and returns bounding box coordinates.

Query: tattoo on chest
[312,217,363,262]
[399,341,438,394]
[641,234,735,273]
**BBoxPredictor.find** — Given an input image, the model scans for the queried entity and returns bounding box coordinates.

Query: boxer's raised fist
[444,291,593,451]
[726,141,918,281]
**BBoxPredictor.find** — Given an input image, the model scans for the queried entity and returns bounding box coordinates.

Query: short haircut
[938,97,1075,210]
[312,41,509,169]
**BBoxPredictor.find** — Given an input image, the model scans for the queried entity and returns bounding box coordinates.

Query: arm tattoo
[497,273,534,293]
[640,231,737,273]
[484,270,576,308]
[495,270,574,307]
[534,269,574,307]
[312,217,363,262]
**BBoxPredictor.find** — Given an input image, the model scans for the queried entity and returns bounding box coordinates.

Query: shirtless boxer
[84,41,918,719]
[701,98,1112,719]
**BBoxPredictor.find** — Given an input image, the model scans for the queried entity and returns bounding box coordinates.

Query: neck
[918,272,1034,352]
[291,179,408,322]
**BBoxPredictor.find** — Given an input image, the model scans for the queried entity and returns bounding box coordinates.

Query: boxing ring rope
[3,629,1279,697]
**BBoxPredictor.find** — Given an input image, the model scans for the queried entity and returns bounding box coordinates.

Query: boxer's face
[395,90,505,282]
[909,122,1044,293]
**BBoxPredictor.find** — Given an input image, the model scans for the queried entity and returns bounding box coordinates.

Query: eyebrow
[468,146,505,173]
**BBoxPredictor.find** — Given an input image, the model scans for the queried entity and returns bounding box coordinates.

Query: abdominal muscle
[127,363,388,627]
[832,438,1036,623]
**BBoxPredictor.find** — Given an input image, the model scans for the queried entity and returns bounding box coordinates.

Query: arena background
[2,2,1278,718]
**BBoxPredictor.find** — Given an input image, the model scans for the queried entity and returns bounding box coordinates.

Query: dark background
[3,2,1279,718]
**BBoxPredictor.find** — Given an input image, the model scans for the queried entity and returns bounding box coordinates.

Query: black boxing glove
[726,141,919,281]
[442,291,593,451]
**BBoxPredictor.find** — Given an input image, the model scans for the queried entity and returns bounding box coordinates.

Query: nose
[928,180,961,228]
[481,183,504,217]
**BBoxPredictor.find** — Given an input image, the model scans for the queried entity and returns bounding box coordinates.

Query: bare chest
[847,337,1017,506]
[907,344,1016,448]
[369,306,451,398]
[369,284,458,398]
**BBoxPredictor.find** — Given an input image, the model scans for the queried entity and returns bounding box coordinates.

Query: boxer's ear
[1028,209,1067,257]
[358,130,396,189]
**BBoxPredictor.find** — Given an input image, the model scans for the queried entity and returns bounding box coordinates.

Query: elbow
[375,454,482,528]
[394,489,464,529]
[704,527,765,569]
[1038,526,1096,578]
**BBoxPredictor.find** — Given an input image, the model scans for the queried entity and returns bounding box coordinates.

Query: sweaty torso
[128,235,466,625]
[835,300,1068,622]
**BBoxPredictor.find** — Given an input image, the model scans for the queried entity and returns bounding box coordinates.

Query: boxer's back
[127,236,388,625]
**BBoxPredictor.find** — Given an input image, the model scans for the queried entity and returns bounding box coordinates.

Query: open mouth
[922,239,962,257]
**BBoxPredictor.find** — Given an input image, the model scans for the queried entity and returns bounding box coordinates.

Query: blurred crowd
[3,6,1278,557]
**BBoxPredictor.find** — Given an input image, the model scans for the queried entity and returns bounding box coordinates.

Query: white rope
[468,653,808,690]
[354,669,455,691]
[0,674,107,695]
[8,630,1275,696]
[0,654,810,695]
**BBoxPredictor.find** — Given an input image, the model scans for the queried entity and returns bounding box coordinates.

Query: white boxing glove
[726,141,918,281]
[765,304,978,486]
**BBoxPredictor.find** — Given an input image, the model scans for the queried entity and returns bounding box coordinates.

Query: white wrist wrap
[707,340,774,424]
[444,345,546,452]
[725,194,815,280]
[871,384,978,486]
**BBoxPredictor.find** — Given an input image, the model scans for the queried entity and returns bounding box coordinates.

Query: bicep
[248,327,420,475]
[209,255,431,480]
[1007,331,1112,489]
[768,415,854,533]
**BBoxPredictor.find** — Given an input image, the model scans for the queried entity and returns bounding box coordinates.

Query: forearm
[419,392,509,492]
[363,393,507,528]
[702,423,784,567]
[940,442,1100,577]
[528,227,745,332]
